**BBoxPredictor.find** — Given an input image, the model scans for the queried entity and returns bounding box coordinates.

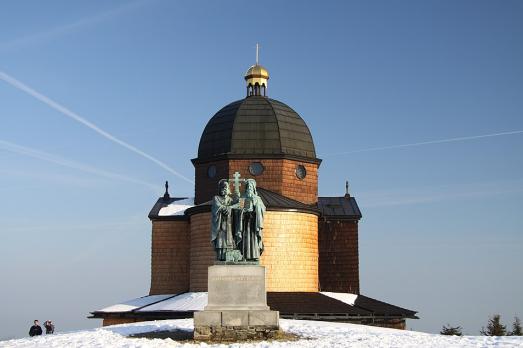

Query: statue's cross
[233,171,242,196]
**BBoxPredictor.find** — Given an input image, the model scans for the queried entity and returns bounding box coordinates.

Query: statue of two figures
[211,172,265,263]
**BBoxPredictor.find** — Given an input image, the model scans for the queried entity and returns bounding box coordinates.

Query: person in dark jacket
[44,320,55,334]
[29,320,42,337]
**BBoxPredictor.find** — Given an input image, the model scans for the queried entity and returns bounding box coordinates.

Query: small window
[295,164,306,180]
[248,162,264,176]
[207,165,217,178]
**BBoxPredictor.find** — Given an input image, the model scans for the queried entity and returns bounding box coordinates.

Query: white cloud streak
[0,71,194,184]
[0,0,147,51]
[358,179,523,208]
[324,130,523,156]
[0,139,162,193]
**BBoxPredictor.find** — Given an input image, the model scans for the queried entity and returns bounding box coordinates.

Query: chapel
[91,58,417,329]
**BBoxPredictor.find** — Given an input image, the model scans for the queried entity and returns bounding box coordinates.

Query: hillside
[2,319,522,348]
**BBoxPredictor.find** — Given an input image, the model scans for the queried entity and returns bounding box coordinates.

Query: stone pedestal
[194,265,280,341]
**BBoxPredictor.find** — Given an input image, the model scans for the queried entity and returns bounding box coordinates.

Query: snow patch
[321,291,358,305]
[137,292,207,312]
[158,198,194,216]
[96,294,174,313]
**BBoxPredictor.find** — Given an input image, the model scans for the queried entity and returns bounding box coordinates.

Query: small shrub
[440,324,463,336]
[480,314,507,336]
[509,317,522,336]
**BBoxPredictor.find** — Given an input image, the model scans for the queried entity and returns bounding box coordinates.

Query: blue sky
[0,0,522,339]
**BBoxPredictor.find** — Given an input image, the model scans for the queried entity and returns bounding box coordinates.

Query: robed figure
[236,179,266,261]
[211,181,238,261]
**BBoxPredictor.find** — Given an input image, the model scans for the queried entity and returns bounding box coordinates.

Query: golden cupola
[245,44,269,97]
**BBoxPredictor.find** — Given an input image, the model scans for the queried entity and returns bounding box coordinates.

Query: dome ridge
[195,96,317,162]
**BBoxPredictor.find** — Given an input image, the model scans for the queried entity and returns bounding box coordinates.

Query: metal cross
[233,171,242,196]
[256,43,259,65]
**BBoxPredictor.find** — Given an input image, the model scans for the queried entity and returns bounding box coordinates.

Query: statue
[211,180,238,261]
[237,179,265,261]
[210,174,265,263]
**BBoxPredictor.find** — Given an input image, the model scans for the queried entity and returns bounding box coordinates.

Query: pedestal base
[193,265,280,341]
[194,310,280,341]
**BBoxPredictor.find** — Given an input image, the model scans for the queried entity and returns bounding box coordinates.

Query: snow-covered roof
[321,292,358,306]
[148,197,194,220]
[93,291,417,320]
[158,198,194,216]
[96,292,357,314]
[97,294,174,313]
[137,292,207,312]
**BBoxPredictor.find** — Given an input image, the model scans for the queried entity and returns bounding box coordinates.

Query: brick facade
[188,211,319,292]
[318,219,359,294]
[194,158,318,205]
[149,220,190,295]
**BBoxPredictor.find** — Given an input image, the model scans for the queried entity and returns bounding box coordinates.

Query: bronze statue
[237,179,265,261]
[210,174,265,263]
[211,180,237,261]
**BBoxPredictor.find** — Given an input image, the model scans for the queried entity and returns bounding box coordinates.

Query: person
[237,179,265,261]
[211,180,238,261]
[44,320,55,334]
[29,320,42,337]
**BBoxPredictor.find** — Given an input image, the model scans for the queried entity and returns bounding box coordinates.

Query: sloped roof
[354,294,418,318]
[91,291,418,320]
[148,197,190,221]
[317,195,362,220]
[183,187,321,217]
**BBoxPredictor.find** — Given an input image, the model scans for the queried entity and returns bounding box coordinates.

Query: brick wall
[194,160,229,204]
[279,159,318,204]
[318,219,359,294]
[194,158,318,205]
[189,211,319,292]
[149,220,190,295]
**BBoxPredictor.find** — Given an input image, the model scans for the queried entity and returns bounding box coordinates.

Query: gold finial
[245,43,269,97]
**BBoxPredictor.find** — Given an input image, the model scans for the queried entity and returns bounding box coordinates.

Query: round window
[207,165,217,178]
[248,162,264,176]
[295,164,307,180]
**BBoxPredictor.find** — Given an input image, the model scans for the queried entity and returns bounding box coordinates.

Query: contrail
[0,139,162,193]
[324,130,523,156]
[0,71,194,184]
[0,0,147,51]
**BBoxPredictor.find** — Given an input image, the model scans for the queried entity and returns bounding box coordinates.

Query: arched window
[261,84,266,96]
[254,82,260,96]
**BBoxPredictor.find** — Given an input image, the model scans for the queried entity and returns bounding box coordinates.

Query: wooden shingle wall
[318,219,360,294]
[188,211,319,292]
[149,220,190,295]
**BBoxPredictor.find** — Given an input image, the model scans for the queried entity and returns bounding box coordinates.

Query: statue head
[245,179,257,198]
[218,180,230,197]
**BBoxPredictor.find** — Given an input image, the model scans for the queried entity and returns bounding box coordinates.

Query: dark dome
[197,96,316,161]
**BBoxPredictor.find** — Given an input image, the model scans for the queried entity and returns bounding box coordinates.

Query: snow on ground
[2,319,522,348]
